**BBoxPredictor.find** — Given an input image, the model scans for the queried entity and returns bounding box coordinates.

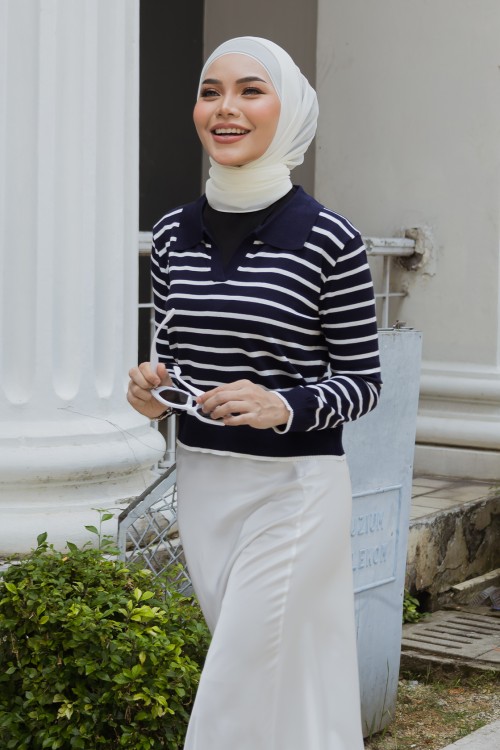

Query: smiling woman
[127,35,382,750]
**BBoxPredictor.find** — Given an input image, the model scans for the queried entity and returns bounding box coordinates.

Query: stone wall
[405,494,500,610]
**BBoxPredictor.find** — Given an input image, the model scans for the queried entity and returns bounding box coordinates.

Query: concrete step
[407,477,500,610]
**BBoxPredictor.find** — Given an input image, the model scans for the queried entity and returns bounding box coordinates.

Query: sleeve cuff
[272,391,294,434]
[271,386,322,433]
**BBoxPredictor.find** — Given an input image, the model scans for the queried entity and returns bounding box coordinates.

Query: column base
[414,443,500,482]
[0,413,166,555]
[415,361,500,480]
[0,468,161,555]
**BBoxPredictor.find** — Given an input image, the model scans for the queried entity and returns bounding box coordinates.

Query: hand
[127,362,173,419]
[196,380,290,429]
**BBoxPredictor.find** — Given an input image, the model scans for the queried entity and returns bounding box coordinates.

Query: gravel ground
[364,673,499,750]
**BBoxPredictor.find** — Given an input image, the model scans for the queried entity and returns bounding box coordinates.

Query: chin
[212,155,250,168]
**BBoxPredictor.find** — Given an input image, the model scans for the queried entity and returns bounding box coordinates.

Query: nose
[216,92,240,118]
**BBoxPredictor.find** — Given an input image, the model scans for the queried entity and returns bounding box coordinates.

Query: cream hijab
[198,37,319,213]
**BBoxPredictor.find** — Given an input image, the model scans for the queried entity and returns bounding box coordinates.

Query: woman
[128,36,381,750]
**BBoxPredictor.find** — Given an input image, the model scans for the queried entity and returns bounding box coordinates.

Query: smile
[212,128,250,135]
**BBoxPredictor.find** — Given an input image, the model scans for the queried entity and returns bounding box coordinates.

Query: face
[193,53,281,167]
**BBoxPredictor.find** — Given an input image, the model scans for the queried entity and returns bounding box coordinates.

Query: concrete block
[439,719,500,749]
[451,569,500,602]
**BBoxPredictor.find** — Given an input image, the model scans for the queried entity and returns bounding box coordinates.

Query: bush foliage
[0,532,210,749]
[402,589,422,623]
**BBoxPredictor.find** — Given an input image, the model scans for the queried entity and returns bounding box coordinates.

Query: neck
[205,160,293,213]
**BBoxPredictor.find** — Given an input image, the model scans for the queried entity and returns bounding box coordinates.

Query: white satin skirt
[176,444,364,750]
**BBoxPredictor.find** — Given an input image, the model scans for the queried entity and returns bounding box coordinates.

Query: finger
[127,385,168,419]
[200,392,242,416]
[199,384,255,413]
[197,380,250,404]
[209,399,253,420]
[156,363,172,386]
[135,362,162,388]
[127,381,157,404]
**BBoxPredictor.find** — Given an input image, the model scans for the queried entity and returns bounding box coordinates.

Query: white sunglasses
[149,309,224,426]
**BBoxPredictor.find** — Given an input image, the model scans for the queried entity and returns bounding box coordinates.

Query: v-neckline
[206,235,258,282]
[202,188,296,282]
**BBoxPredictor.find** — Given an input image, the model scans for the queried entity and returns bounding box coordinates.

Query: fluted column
[0,0,165,553]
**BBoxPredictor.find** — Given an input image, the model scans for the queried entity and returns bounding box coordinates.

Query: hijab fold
[199,37,319,213]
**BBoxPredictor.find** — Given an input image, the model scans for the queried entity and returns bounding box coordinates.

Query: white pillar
[315,0,500,480]
[0,0,165,553]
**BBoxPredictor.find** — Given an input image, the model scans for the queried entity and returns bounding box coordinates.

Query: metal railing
[364,236,415,328]
[117,464,192,593]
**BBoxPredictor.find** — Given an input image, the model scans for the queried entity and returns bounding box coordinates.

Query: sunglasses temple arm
[150,329,160,373]
[150,308,175,375]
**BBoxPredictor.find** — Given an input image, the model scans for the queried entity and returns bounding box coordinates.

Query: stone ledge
[405,494,500,610]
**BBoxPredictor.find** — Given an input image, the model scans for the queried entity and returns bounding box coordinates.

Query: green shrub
[0,533,210,749]
[403,589,422,623]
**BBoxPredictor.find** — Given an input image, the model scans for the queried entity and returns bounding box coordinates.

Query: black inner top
[203,188,296,269]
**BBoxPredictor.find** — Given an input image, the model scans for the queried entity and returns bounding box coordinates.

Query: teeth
[214,128,248,135]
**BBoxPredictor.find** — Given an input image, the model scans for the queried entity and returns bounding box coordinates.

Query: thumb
[156,363,173,387]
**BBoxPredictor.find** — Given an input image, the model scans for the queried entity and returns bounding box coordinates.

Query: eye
[242,86,264,96]
[200,88,220,98]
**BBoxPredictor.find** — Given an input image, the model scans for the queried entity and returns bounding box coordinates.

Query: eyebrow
[201,76,268,85]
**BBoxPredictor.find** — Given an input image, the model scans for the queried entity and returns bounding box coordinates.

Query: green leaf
[4,582,17,594]
[101,513,114,522]
[132,692,148,701]
[37,531,48,546]
[66,541,78,552]
[84,525,98,535]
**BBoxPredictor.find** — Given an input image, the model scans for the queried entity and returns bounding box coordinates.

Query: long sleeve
[274,232,381,433]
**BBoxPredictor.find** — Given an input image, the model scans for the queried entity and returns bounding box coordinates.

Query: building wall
[315,0,500,477]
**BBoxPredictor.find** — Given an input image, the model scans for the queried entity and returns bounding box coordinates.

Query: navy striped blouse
[151,187,382,458]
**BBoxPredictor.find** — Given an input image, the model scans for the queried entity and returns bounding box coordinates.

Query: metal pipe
[364,237,415,257]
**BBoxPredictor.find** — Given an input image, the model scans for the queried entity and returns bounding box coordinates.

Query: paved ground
[410,476,495,519]
[439,718,500,749]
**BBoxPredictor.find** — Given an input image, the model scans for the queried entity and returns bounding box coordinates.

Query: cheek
[192,104,201,128]
[259,100,281,141]
[193,103,207,138]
